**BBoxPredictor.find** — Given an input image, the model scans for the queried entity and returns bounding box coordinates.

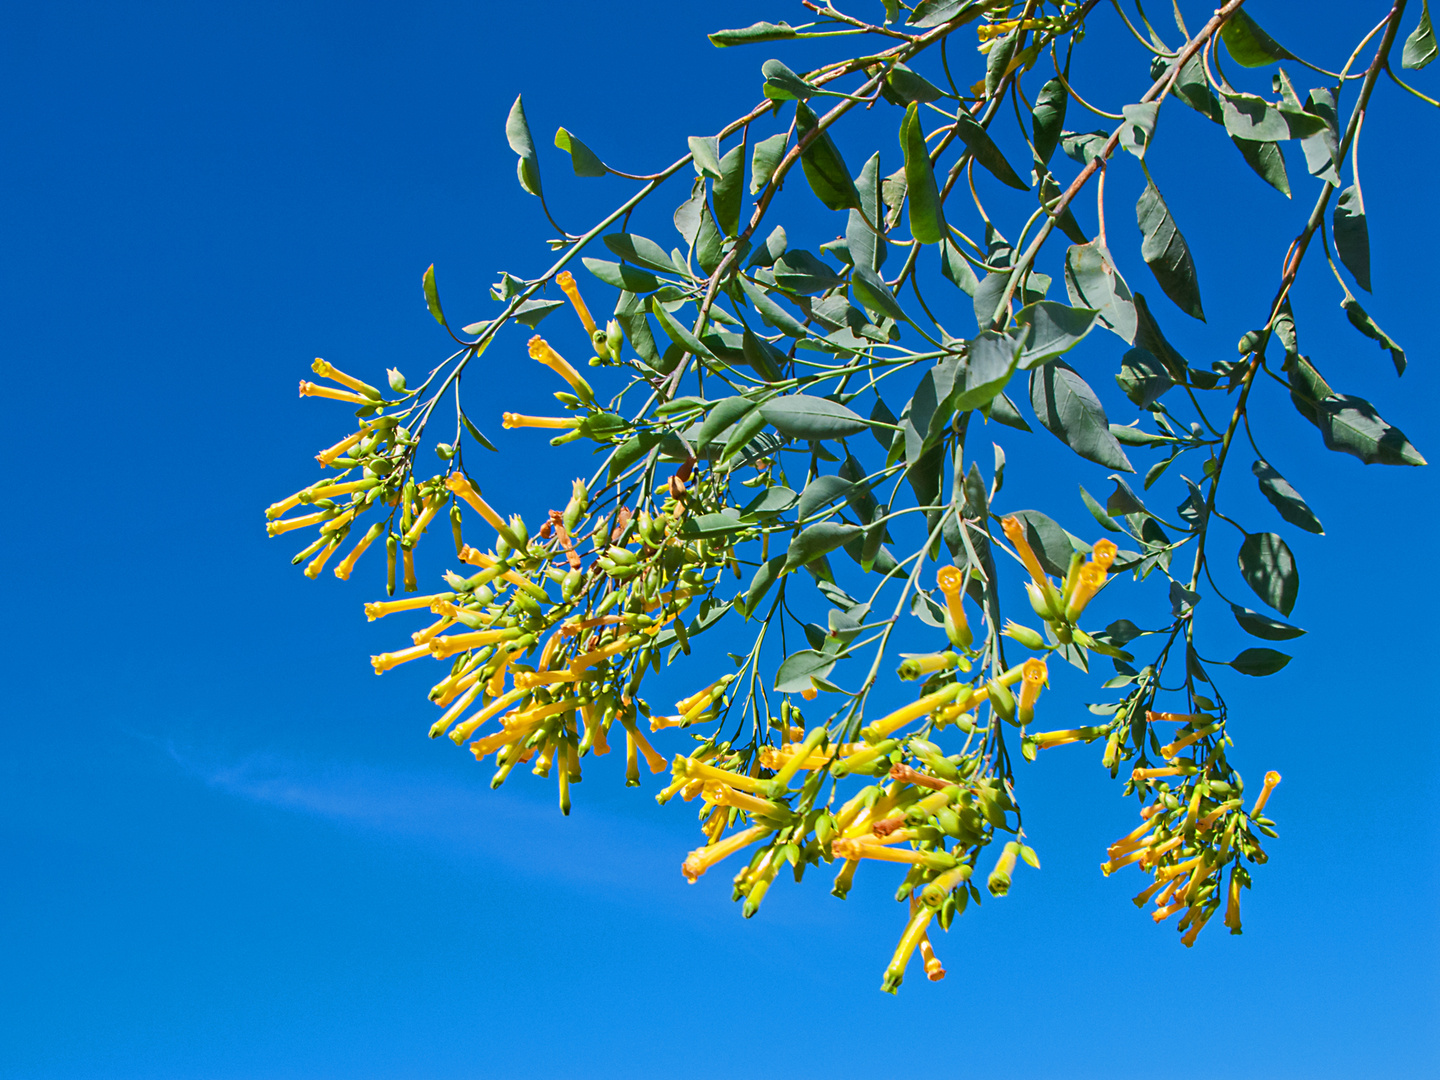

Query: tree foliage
[265,0,1431,992]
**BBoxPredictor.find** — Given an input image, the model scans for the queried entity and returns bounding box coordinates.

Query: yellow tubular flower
[449,687,529,745]
[682,825,771,883]
[428,681,483,740]
[501,412,579,430]
[1225,870,1244,932]
[428,628,515,660]
[569,634,646,675]
[371,643,431,674]
[445,477,508,535]
[527,336,594,398]
[1016,657,1048,724]
[1064,563,1108,622]
[402,498,441,547]
[935,565,973,648]
[1159,722,1223,760]
[920,935,946,982]
[457,546,549,600]
[402,546,417,592]
[897,652,959,680]
[311,358,381,400]
[675,759,773,796]
[266,509,333,537]
[1000,515,1049,587]
[364,592,454,621]
[1180,906,1214,948]
[555,272,596,336]
[1250,770,1282,817]
[334,522,384,580]
[621,719,667,774]
[314,426,371,467]
[298,380,372,406]
[707,785,787,819]
[861,682,965,743]
[410,616,454,646]
[303,537,342,579]
[829,839,927,864]
[882,907,934,993]
[514,670,578,690]
[1091,538,1118,571]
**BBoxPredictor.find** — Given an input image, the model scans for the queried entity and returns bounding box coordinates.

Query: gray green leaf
[1136,182,1205,321]
[761,395,870,440]
[1029,360,1135,472]
[1238,531,1299,616]
[505,94,542,197]
[900,103,946,243]
[1230,647,1291,677]
[1404,0,1438,69]
[1333,184,1371,292]
[1253,459,1323,534]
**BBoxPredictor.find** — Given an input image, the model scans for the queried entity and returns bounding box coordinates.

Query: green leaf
[614,291,660,363]
[739,275,807,337]
[1253,459,1323,534]
[1016,300,1098,369]
[742,554,787,617]
[422,263,447,327]
[1031,77,1067,166]
[761,58,817,101]
[693,396,758,451]
[460,410,497,452]
[908,0,986,28]
[1404,0,1438,69]
[1230,603,1306,641]
[694,203,725,275]
[1220,10,1296,67]
[1136,182,1205,321]
[1221,93,1326,142]
[719,408,769,464]
[1341,292,1407,375]
[1132,293,1188,380]
[748,225,788,268]
[505,94,542,197]
[987,391,1031,432]
[1118,102,1158,159]
[1286,354,1426,466]
[649,298,717,360]
[1333,185,1371,292]
[954,330,1024,413]
[941,238,980,295]
[952,110,1029,190]
[1061,130,1109,167]
[741,486,799,519]
[512,298,565,329]
[1299,89,1340,185]
[1168,53,1224,122]
[900,103,946,244]
[553,127,606,177]
[886,63,945,104]
[741,329,784,381]
[750,133,789,195]
[773,250,845,295]
[1230,647,1292,677]
[785,522,863,571]
[1079,485,1122,532]
[797,475,854,521]
[1106,476,1146,516]
[608,430,665,482]
[852,265,910,324]
[603,233,676,275]
[1030,360,1135,472]
[1232,137,1290,197]
[709,21,798,47]
[775,649,838,692]
[847,153,887,273]
[1008,509,1074,577]
[583,257,660,294]
[1238,532,1299,616]
[714,144,745,238]
[795,102,861,212]
[688,135,723,179]
[681,512,750,539]
[761,395,870,440]
[1064,241,1136,343]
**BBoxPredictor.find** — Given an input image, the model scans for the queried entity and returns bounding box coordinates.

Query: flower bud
[1002,620,1046,650]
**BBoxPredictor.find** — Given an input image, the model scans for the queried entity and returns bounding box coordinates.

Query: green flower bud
[1002,620,1046,650]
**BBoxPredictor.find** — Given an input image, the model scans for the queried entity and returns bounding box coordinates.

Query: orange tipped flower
[1016,657,1048,724]
[299,380,373,406]
[334,522,384,580]
[502,412,579,430]
[527,336,593,398]
[314,425,371,467]
[1250,770,1281,817]
[1091,538,1118,570]
[371,643,431,674]
[935,565,973,648]
[311,358,381,400]
[445,475,507,534]
[1064,563,1107,622]
[1000,515,1049,587]
[555,272,596,336]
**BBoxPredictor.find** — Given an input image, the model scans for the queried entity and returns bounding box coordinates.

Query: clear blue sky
[1,2,1436,1077]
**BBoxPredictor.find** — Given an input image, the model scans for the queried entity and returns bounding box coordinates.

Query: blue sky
[1,2,1436,1077]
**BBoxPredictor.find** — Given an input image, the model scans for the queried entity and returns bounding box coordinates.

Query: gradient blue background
[2,2,1436,1077]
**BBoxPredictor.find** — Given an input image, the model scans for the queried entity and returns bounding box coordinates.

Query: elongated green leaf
[954,330,1024,413]
[603,233,676,274]
[688,135,723,179]
[506,95,542,197]
[554,127,606,177]
[583,257,660,294]
[710,21,797,46]
[1221,10,1296,66]
[1231,647,1291,676]
[852,265,910,324]
[1404,0,1438,69]
[1253,459,1323,534]
[900,103,946,243]
[941,238,980,295]
[650,298,716,361]
[511,298,564,329]
[886,63,945,104]
[1118,102,1158,159]
[795,102,861,211]
[847,153,887,273]
[785,522,862,571]
[1169,53,1224,122]
[1286,354,1426,465]
[952,110,1029,190]
[1238,532,1299,616]
[1222,93,1326,141]
[741,486,798,519]
[1333,185,1371,292]
[1132,293,1188,380]
[1080,485,1122,532]
[1230,604,1306,641]
[908,0,985,28]
[742,553,787,618]
[761,395,869,440]
[1031,77,1067,166]
[1062,130,1110,166]
[750,133,789,195]
[422,263,447,327]
[774,250,845,295]
[694,396,758,451]
[713,144,745,238]
[1341,292,1407,375]
[1136,182,1205,321]
[1015,301,1098,369]
[797,475,854,521]
[1064,241,1137,343]
[761,58,817,101]
[1300,89,1340,185]
[1030,360,1134,471]
[1232,137,1290,196]
[775,649,837,691]
[739,275,807,337]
